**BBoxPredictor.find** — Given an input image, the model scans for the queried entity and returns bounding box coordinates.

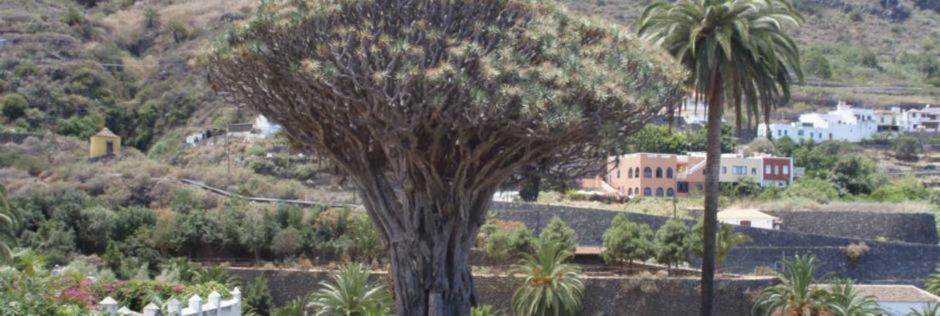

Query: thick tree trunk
[357,176,490,316]
[700,70,723,316]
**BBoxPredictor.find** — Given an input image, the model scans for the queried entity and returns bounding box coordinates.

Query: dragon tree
[210,0,682,314]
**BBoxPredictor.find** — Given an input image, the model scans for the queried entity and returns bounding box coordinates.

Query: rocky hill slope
[0,0,938,158]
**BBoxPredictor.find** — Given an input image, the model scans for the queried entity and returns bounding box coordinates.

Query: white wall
[719,218,775,230]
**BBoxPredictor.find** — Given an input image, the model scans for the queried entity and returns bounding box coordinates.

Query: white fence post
[189,294,203,316]
[167,298,183,316]
[143,303,160,316]
[208,291,221,316]
[99,297,118,316]
[231,287,241,315]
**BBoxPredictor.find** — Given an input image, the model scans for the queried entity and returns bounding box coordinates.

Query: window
[721,167,727,174]
[696,184,703,191]
[628,188,633,195]
[666,168,674,179]
[773,166,779,174]
[798,130,804,136]
[765,165,771,174]
[644,187,652,196]
[751,168,757,175]
[733,166,746,175]
[666,188,675,196]
[628,168,633,178]
[677,182,689,193]
[783,166,789,174]
[740,220,752,227]
[655,167,663,178]
[655,187,664,197]
[616,169,621,178]
[643,167,652,178]
[777,130,782,136]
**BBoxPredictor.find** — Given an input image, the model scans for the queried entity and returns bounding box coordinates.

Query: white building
[758,101,879,143]
[717,208,779,229]
[897,104,940,132]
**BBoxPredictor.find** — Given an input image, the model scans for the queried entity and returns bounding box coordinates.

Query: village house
[896,104,940,132]
[814,284,940,316]
[758,101,879,143]
[580,152,797,198]
[717,208,780,229]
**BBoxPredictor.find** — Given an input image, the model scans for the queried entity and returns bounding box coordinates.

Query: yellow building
[89,127,121,158]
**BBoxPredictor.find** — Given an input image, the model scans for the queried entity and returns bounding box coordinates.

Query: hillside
[0,0,938,157]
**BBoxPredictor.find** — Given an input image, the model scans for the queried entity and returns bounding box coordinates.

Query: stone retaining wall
[764,211,938,244]
[490,202,940,285]
[228,267,776,315]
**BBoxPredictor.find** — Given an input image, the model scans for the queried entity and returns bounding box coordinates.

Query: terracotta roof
[718,208,778,221]
[816,284,939,302]
[94,127,119,138]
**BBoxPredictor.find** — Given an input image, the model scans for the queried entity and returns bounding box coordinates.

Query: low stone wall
[0,133,38,144]
[764,211,938,244]
[490,202,940,285]
[228,267,776,315]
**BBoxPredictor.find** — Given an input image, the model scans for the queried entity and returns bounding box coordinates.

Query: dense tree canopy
[210,0,682,314]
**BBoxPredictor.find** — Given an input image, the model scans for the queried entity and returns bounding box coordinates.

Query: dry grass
[733,199,934,214]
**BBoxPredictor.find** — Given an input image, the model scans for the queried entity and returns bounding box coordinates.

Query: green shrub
[271,227,303,258]
[143,8,160,29]
[689,218,751,269]
[77,206,116,253]
[895,136,922,161]
[237,209,276,261]
[511,241,584,316]
[653,218,690,269]
[601,214,653,267]
[1,94,28,120]
[62,6,84,26]
[310,263,392,315]
[538,216,576,255]
[0,185,17,262]
[334,215,384,263]
[783,178,840,203]
[17,220,76,266]
[58,115,105,139]
[243,276,274,315]
[869,177,930,202]
[483,223,536,262]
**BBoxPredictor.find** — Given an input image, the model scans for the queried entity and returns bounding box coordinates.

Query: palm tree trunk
[700,68,723,316]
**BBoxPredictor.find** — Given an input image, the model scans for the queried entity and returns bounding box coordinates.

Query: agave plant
[752,255,831,316]
[471,304,502,316]
[309,263,391,316]
[0,185,18,263]
[192,265,239,286]
[910,303,940,316]
[511,240,585,316]
[827,279,885,316]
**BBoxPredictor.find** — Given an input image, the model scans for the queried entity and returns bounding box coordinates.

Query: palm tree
[0,185,18,263]
[690,219,752,272]
[827,279,885,316]
[909,303,940,316]
[925,264,940,296]
[639,0,803,314]
[511,240,585,316]
[309,263,392,316]
[753,255,831,316]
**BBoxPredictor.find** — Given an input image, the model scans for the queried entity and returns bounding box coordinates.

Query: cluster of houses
[579,152,803,198]
[756,101,939,143]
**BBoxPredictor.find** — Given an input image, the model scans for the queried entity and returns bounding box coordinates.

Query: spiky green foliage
[653,218,690,269]
[309,263,392,316]
[638,0,804,132]
[909,303,940,316]
[0,185,18,262]
[470,305,502,316]
[511,241,585,316]
[602,214,654,266]
[539,217,577,255]
[826,279,885,316]
[689,218,751,268]
[752,255,831,316]
[925,264,940,296]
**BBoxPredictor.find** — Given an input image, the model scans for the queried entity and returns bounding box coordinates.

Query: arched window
[643,167,652,178]
[655,167,663,178]
[666,168,674,178]
[628,168,633,178]
[635,167,641,178]
[628,188,633,195]
[643,187,652,196]
[655,187,664,197]
[666,188,675,196]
